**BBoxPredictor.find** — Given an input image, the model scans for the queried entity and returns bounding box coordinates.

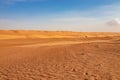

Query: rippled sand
[0,30,120,80]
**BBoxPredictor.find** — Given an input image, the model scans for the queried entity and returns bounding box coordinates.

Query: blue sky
[0,0,120,32]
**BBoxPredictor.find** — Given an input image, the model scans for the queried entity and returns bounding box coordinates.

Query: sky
[0,0,120,32]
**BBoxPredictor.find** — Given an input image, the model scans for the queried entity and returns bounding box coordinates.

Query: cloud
[106,18,120,27]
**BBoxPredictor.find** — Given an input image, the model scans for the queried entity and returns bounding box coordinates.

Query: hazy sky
[0,0,120,32]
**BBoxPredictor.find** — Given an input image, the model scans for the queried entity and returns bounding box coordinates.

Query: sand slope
[0,30,120,80]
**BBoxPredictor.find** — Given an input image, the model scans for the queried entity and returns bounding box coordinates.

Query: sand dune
[0,30,120,80]
[0,30,120,39]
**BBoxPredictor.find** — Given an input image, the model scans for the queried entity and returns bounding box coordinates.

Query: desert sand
[0,30,120,80]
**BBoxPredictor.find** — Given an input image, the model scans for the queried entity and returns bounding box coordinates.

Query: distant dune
[0,30,120,80]
[0,30,120,39]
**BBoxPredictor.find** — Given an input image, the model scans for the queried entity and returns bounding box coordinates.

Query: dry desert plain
[0,30,120,80]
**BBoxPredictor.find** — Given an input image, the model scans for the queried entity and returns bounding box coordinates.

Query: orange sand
[0,30,120,80]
